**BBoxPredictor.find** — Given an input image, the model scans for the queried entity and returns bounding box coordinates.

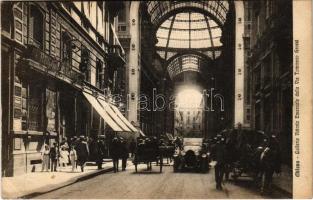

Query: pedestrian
[214,136,226,190]
[111,136,120,173]
[69,145,77,172]
[129,138,136,158]
[120,137,128,171]
[59,145,69,171]
[94,136,105,169]
[76,135,89,172]
[41,143,50,172]
[260,134,281,194]
[60,137,69,151]
[50,142,58,172]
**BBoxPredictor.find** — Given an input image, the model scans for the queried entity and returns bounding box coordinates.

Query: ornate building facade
[244,0,293,166]
[1,2,127,176]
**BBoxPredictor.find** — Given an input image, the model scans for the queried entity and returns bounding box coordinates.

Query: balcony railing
[23,44,84,84]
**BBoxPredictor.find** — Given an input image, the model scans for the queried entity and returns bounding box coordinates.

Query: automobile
[173,138,210,173]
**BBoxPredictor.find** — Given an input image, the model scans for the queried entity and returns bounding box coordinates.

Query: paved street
[35,161,288,199]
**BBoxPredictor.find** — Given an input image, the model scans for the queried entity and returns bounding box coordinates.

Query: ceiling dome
[156,12,222,60]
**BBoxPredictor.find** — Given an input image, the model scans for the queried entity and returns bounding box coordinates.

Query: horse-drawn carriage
[133,137,163,173]
[219,128,281,191]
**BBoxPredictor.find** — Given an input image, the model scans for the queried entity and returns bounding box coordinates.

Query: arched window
[29,5,44,49]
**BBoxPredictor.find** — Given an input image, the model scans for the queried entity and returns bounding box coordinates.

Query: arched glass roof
[146,1,229,27]
[146,1,230,78]
[156,12,222,60]
[167,54,206,79]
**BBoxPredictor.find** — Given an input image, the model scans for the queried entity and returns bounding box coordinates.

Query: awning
[109,104,138,132]
[97,98,132,132]
[83,92,123,132]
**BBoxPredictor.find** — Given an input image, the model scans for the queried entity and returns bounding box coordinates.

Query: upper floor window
[1,2,13,35]
[96,59,104,89]
[29,5,44,49]
[61,32,72,64]
[80,46,90,82]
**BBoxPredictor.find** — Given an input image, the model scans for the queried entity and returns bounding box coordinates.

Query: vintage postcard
[1,1,312,199]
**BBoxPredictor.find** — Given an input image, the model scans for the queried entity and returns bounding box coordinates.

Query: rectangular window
[118,25,127,32]
[61,32,72,63]
[96,59,103,89]
[29,5,44,49]
[80,46,90,82]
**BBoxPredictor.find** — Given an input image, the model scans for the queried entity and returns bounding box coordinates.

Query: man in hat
[111,136,120,172]
[129,138,136,158]
[76,135,89,172]
[49,142,58,172]
[214,136,226,190]
[120,137,128,171]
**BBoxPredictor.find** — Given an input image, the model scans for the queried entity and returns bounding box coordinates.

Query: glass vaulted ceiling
[156,12,222,60]
[146,1,229,78]
[167,54,206,79]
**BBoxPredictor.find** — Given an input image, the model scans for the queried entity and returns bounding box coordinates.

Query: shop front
[12,44,84,174]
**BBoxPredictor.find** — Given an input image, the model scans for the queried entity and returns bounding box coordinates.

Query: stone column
[234,1,245,127]
[128,2,141,126]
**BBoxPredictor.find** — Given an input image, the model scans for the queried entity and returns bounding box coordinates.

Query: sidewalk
[2,160,114,199]
[272,165,292,196]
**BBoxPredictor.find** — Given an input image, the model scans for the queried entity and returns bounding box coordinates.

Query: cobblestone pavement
[35,162,289,199]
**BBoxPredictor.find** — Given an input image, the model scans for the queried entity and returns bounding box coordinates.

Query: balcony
[20,44,84,85]
[108,44,126,67]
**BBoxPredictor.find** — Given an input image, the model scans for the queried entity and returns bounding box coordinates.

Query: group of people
[110,136,131,172]
[209,130,281,193]
[41,135,106,173]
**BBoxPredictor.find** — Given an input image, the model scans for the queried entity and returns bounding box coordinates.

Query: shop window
[29,5,44,49]
[28,84,42,131]
[46,89,56,133]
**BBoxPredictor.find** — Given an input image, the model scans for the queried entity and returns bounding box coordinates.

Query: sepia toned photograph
[1,1,311,199]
